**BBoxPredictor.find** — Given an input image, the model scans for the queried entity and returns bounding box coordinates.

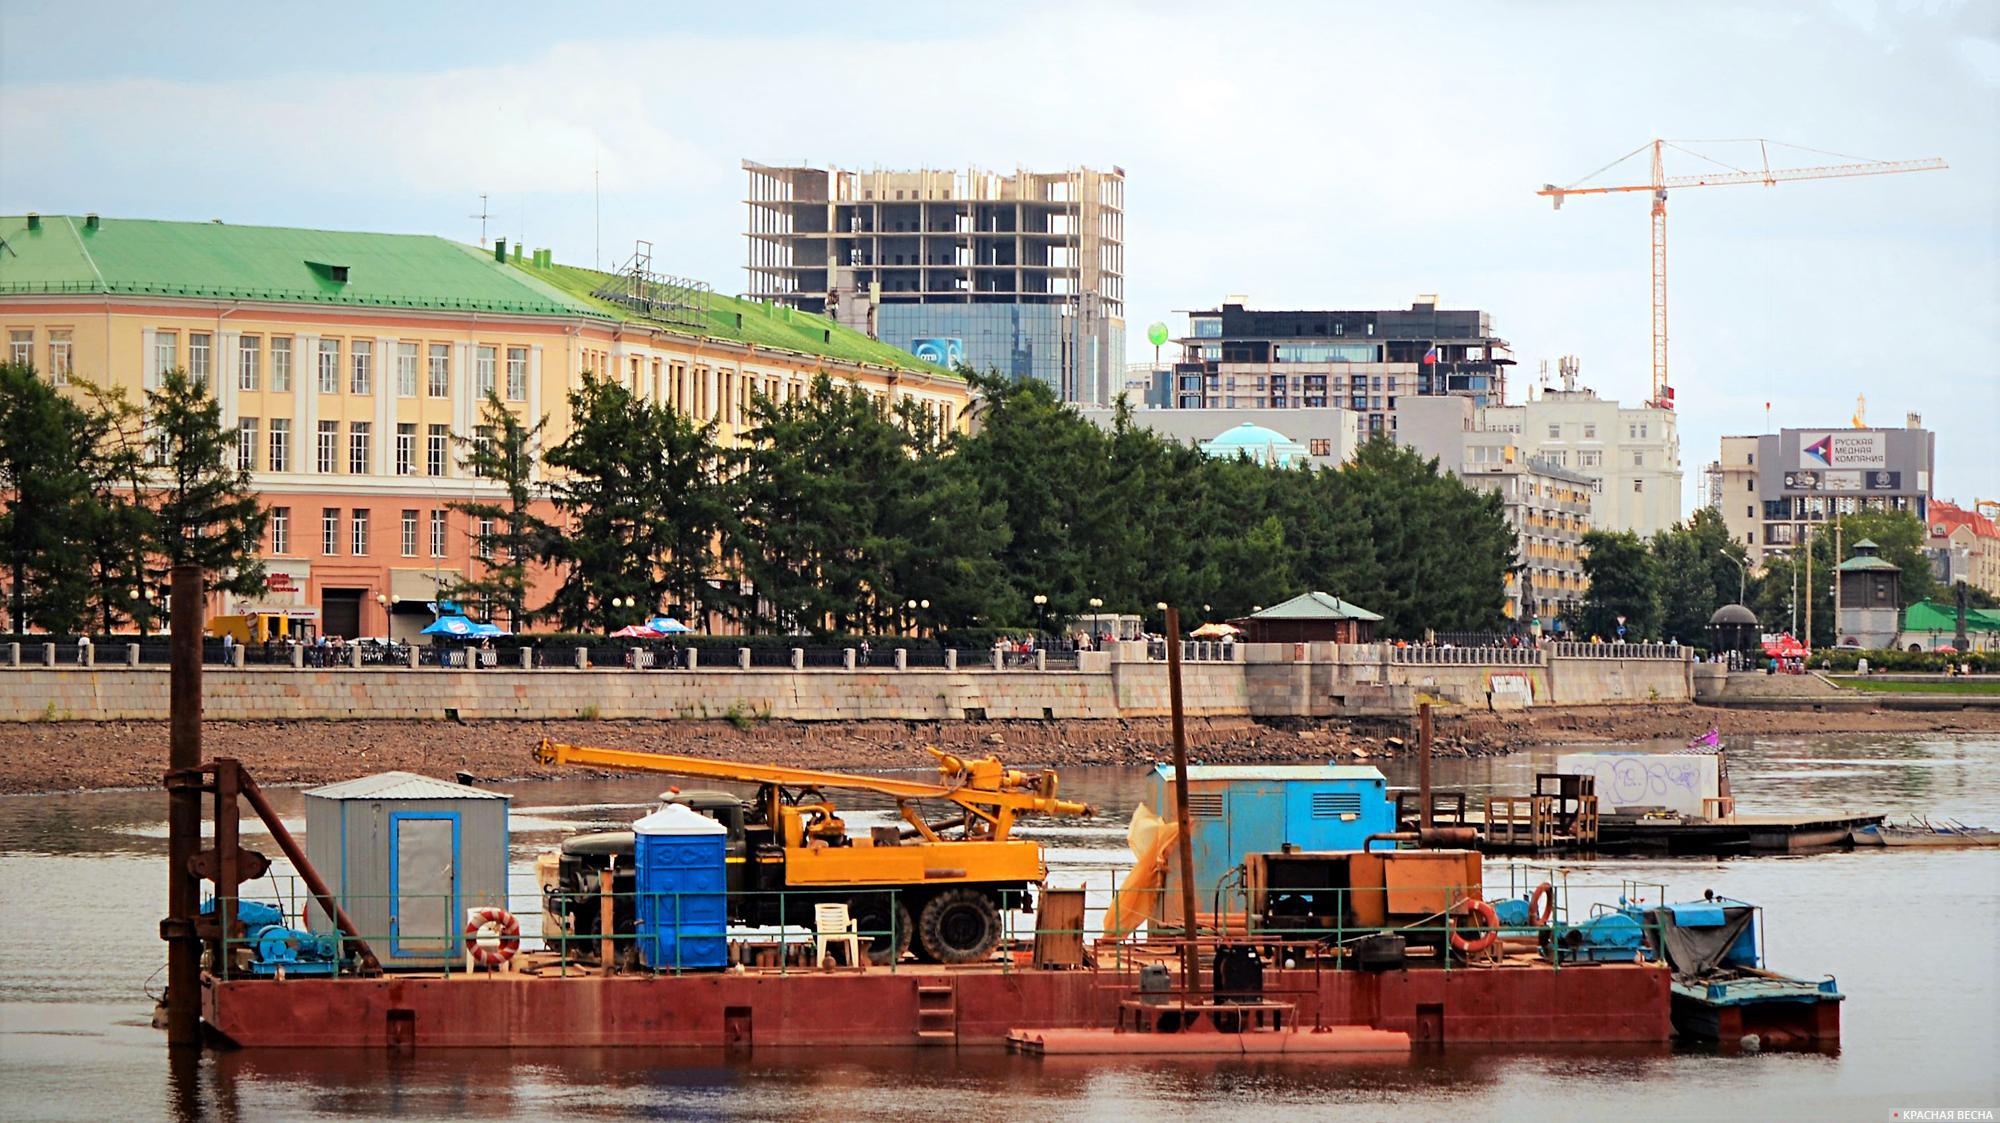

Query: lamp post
[1718,549,1747,606]
[1088,597,1104,645]
[1033,594,1047,639]
[374,593,389,639]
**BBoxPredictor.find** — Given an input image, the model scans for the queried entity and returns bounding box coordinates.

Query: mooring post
[164,564,204,1047]
[1419,701,1434,832]
[1163,603,1201,1008]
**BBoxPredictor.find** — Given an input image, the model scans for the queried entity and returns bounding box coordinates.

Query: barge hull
[203,963,1671,1049]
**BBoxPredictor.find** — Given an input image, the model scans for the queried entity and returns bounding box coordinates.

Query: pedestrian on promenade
[76,633,90,665]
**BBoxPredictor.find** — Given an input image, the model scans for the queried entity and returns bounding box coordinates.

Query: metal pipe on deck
[163,564,203,1047]
[1163,604,1201,1002]
[234,766,381,973]
[1418,702,1434,832]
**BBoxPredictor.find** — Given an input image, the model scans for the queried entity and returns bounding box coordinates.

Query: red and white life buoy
[1529,882,1556,926]
[463,907,520,967]
[1449,898,1500,955]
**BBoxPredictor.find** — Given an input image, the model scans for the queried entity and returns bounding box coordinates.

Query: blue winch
[1555,899,1653,963]
[201,899,343,977]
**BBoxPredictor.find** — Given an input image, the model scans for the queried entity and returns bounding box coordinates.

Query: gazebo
[1707,603,1760,655]
[1231,592,1383,644]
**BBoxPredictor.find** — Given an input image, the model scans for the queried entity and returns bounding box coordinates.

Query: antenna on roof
[470,194,491,246]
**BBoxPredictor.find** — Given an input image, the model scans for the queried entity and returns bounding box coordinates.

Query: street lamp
[1033,593,1047,638]
[1718,550,1748,606]
[1087,597,1104,641]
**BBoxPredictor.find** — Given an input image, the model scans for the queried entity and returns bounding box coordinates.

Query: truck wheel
[847,898,913,966]
[919,889,1003,964]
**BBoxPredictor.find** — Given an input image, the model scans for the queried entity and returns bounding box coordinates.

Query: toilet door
[389,811,460,958]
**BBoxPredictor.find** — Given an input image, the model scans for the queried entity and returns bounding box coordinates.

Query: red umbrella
[610,624,662,638]
[1761,634,1807,657]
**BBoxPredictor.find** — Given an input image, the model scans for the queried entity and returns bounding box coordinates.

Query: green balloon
[1147,322,1169,347]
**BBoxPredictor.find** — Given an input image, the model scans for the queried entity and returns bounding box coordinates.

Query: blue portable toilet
[1145,764,1396,930]
[633,803,729,971]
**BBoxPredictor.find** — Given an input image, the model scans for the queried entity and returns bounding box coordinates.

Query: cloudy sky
[3,0,1994,513]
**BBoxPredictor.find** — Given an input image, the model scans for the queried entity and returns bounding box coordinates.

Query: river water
[0,731,1994,1122]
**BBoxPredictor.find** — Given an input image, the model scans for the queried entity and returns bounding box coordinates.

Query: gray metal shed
[304,771,510,969]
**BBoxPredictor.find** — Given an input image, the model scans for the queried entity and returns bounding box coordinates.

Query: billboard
[1798,431,1886,470]
[1822,470,1864,492]
[909,337,965,367]
[1784,471,1820,491]
[1865,470,1902,490]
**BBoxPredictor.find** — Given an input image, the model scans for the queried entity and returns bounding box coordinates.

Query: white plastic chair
[814,902,861,970]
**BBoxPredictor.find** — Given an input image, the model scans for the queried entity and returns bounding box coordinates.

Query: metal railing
[1390,644,1544,666]
[208,865,1679,987]
[1551,641,1689,661]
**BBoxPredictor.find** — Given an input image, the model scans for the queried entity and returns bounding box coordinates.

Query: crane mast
[1540,139,1946,411]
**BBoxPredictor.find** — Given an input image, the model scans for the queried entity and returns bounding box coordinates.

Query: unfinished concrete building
[744,162,1125,403]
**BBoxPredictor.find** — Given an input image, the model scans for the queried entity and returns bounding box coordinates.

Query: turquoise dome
[1200,422,1310,467]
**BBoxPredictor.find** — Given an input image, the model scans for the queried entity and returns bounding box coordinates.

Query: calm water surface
[0,731,1994,1122]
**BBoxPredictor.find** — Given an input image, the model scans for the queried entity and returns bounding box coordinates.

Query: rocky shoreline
[1,703,1996,795]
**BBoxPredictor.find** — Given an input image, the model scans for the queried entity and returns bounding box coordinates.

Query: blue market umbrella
[472,622,510,638]
[421,615,476,637]
[647,617,693,634]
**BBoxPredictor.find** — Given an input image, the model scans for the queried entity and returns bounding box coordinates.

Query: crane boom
[534,738,1094,821]
[1539,139,1946,410]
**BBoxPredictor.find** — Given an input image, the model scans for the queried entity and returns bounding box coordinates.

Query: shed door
[389,812,459,957]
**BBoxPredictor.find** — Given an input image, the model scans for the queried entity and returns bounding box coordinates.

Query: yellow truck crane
[533,739,1094,964]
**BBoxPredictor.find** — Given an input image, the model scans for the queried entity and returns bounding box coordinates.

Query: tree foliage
[446,392,552,630]
[146,369,268,598]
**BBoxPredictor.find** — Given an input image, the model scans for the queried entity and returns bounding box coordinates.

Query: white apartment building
[1479,380,1682,538]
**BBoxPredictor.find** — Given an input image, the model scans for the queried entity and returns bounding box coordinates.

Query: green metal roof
[1243,591,1384,622]
[1836,554,1900,573]
[0,214,604,317]
[1902,600,2000,633]
[512,259,951,376]
[0,214,951,376]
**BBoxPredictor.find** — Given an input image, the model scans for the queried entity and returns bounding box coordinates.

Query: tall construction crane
[1539,139,1946,410]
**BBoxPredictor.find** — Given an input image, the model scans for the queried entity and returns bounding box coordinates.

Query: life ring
[1449,898,1499,955]
[1529,882,1556,926]
[463,907,521,967]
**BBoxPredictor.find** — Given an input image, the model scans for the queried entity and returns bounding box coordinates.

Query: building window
[430,510,447,558]
[1547,424,1561,439]
[349,340,372,395]
[321,508,340,555]
[153,330,177,376]
[1633,451,1645,467]
[473,425,492,477]
[350,509,369,556]
[270,507,289,555]
[1746,506,1754,519]
[428,344,450,398]
[505,347,528,400]
[45,329,73,385]
[188,332,211,388]
[1583,423,1596,439]
[476,345,496,398]
[1634,479,1644,493]
[318,339,340,393]
[396,341,419,397]
[238,336,261,391]
[316,421,337,473]
[270,337,292,391]
[477,517,494,560]
[348,421,371,475]
[269,419,290,473]
[236,418,258,471]
[1309,439,1332,457]
[7,329,31,366]
[427,424,448,476]
[400,510,418,557]
[395,423,414,476]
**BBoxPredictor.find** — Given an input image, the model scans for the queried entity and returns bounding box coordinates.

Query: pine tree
[72,379,159,634]
[542,377,726,632]
[446,392,552,630]
[145,369,267,597]
[0,362,94,632]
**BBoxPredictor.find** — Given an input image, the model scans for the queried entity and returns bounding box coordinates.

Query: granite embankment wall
[0,645,1690,723]
[0,662,1251,723]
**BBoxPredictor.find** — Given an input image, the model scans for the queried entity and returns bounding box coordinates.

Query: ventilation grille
[1188,793,1225,818]
[1311,791,1362,818]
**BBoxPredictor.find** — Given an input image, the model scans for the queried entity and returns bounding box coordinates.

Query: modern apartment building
[1398,396,1595,626]
[743,162,1125,404]
[1714,417,1935,566]
[1167,297,1512,439]
[1479,363,1682,537]
[1,213,967,638]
